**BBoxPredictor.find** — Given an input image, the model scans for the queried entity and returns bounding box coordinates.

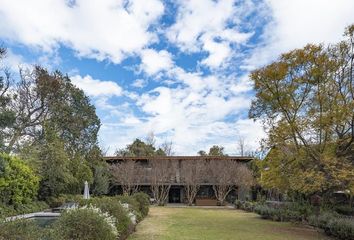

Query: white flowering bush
[119,202,137,224]
[51,205,118,240]
[77,205,118,236]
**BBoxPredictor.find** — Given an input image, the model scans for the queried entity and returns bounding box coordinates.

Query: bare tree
[237,137,245,156]
[209,160,253,205]
[160,140,174,156]
[181,160,205,205]
[109,160,142,195]
[145,131,156,147]
[149,159,176,205]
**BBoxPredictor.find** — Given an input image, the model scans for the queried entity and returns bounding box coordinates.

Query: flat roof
[103,156,253,162]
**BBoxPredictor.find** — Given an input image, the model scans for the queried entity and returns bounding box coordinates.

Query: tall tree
[250,25,354,196]
[0,49,15,150]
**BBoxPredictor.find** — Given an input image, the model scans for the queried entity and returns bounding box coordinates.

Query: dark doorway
[169,187,181,203]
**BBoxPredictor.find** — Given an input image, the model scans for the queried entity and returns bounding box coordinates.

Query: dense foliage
[0,153,39,206]
[0,47,108,204]
[0,201,49,219]
[250,25,354,197]
[0,220,45,240]
[50,207,117,240]
[116,138,168,157]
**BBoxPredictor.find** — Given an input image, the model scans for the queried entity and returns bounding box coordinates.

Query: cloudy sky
[0,0,353,155]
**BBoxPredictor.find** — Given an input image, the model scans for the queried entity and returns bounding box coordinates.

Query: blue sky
[0,0,353,155]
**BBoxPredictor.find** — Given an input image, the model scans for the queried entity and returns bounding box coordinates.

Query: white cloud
[131,79,147,88]
[0,0,164,63]
[167,0,253,68]
[99,67,258,155]
[1,49,27,72]
[140,49,173,75]
[245,0,354,69]
[71,75,122,97]
[200,36,231,68]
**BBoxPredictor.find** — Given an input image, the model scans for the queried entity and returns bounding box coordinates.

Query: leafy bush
[254,204,303,222]
[327,217,354,240]
[114,195,143,221]
[50,206,117,240]
[308,211,354,240]
[308,211,338,228]
[254,205,279,220]
[47,194,86,208]
[234,199,242,209]
[0,153,39,205]
[335,205,354,216]
[0,219,45,240]
[15,201,49,215]
[234,200,256,212]
[0,201,49,218]
[89,197,133,238]
[132,192,150,218]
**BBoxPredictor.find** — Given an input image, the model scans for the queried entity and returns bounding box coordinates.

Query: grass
[128,207,331,240]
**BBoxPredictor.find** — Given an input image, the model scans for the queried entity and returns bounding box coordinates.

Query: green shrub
[234,200,242,209]
[50,207,117,240]
[254,205,278,220]
[335,205,354,216]
[243,201,256,212]
[47,194,86,208]
[132,192,150,218]
[308,211,338,228]
[327,217,354,240]
[254,204,303,222]
[15,201,49,215]
[0,153,39,205]
[0,201,49,218]
[89,197,133,238]
[114,195,143,221]
[234,200,256,212]
[0,219,45,240]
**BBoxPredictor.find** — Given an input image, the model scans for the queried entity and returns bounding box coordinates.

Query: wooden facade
[105,156,253,205]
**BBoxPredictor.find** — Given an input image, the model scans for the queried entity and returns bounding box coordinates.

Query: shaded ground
[128,207,331,240]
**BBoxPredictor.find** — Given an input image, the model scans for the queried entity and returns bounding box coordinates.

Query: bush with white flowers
[51,205,118,240]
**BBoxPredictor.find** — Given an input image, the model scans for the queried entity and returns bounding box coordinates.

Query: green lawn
[128,207,331,240]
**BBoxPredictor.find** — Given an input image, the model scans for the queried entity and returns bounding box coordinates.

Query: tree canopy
[116,138,168,157]
[198,145,226,156]
[250,25,354,196]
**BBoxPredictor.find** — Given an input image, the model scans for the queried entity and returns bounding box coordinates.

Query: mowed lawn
[128,207,331,240]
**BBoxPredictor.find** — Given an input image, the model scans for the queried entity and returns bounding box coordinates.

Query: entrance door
[169,188,181,203]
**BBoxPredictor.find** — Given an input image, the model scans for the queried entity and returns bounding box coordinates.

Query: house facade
[104,156,253,205]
